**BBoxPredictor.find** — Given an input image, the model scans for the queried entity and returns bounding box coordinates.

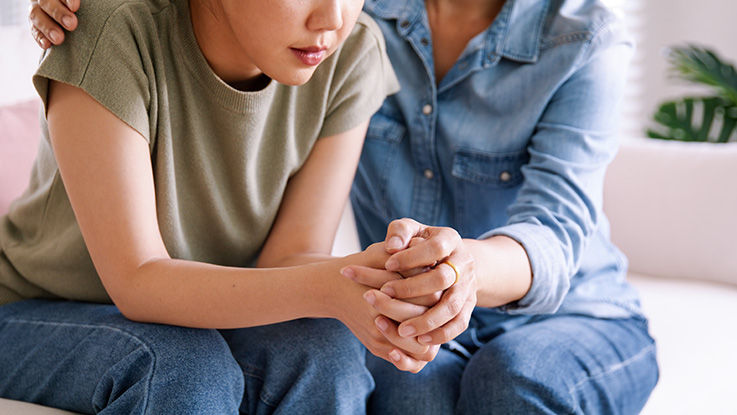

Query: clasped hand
[342,218,478,373]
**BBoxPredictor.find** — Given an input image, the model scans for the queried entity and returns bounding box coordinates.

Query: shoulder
[313,11,394,85]
[541,0,627,49]
[338,12,390,61]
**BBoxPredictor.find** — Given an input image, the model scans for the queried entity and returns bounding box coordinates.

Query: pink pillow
[0,100,41,216]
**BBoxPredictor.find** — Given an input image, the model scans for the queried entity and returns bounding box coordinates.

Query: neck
[426,0,504,20]
[189,0,266,90]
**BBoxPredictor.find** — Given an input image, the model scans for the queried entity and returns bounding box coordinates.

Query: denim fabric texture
[355,0,659,413]
[0,299,373,414]
[367,309,658,414]
[355,0,643,319]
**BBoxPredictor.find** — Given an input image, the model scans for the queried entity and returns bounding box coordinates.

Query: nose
[307,0,343,32]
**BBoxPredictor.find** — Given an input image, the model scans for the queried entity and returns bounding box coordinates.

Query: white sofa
[603,138,737,414]
[1,99,735,413]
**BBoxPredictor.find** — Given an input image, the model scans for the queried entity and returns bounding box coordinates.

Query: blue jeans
[0,299,373,414]
[367,308,659,415]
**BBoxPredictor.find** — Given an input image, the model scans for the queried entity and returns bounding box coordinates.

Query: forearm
[257,252,335,268]
[114,254,362,329]
[464,235,532,308]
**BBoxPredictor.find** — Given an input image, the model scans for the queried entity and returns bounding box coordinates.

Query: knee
[94,325,243,413]
[458,340,576,414]
[280,319,369,378]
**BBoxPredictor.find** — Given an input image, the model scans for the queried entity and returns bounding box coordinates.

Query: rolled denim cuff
[479,223,570,315]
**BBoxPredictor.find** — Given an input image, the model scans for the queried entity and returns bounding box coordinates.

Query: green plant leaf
[647,96,737,143]
[668,45,737,106]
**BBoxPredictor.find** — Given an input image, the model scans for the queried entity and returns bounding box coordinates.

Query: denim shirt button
[423,169,435,180]
[421,37,430,46]
[499,171,512,182]
[422,104,433,115]
[400,20,410,28]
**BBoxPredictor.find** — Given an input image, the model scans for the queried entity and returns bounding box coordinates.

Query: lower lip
[291,48,327,66]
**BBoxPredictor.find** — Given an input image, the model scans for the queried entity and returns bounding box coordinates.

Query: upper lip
[292,45,328,53]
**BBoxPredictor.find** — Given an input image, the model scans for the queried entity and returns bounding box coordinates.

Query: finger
[385,228,461,272]
[64,0,80,13]
[396,285,467,338]
[384,218,425,253]
[30,26,52,49]
[374,316,428,356]
[37,0,78,30]
[340,265,401,289]
[385,348,429,373]
[403,291,442,307]
[364,289,427,322]
[29,2,66,45]
[417,297,475,346]
[380,262,457,299]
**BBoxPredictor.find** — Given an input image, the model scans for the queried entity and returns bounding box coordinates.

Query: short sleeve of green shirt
[33,2,159,142]
[318,13,400,138]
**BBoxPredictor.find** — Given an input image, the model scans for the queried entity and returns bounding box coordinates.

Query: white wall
[627,0,737,136]
[0,2,41,105]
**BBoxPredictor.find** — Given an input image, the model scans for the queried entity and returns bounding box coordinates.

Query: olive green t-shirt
[0,0,398,305]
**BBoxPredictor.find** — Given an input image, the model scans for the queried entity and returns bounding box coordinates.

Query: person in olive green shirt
[0,0,440,413]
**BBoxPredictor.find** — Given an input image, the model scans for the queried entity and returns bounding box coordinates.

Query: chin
[272,68,318,86]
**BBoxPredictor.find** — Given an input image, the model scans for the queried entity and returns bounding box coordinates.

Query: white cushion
[604,138,737,286]
[0,398,79,414]
[629,273,737,415]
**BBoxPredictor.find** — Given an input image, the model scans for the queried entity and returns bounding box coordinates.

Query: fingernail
[62,16,74,29]
[375,317,388,331]
[363,291,375,305]
[66,0,73,8]
[385,258,398,271]
[398,324,416,337]
[49,30,60,43]
[389,350,401,362]
[387,236,403,250]
[419,335,432,344]
[380,285,396,297]
[340,267,355,279]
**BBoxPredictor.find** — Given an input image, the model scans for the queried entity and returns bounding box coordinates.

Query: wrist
[464,236,532,307]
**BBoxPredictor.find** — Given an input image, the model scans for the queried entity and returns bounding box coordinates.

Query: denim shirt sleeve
[480,22,633,315]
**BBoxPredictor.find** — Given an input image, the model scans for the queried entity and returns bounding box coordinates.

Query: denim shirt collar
[364,0,549,63]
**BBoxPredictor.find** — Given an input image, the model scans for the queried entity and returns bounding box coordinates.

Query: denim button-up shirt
[352,0,643,318]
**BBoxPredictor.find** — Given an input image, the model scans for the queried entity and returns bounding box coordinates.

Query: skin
[30,0,441,373]
[29,0,534,367]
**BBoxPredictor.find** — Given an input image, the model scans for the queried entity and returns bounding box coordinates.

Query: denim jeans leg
[366,347,466,415]
[0,299,244,414]
[457,315,659,415]
[220,318,374,415]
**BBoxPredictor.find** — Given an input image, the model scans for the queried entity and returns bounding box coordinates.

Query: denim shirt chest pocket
[451,148,529,238]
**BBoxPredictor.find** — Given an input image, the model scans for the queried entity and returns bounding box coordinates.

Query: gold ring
[443,260,460,287]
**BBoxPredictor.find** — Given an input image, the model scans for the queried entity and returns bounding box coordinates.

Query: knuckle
[430,291,442,303]
[429,238,446,257]
[423,316,438,330]
[436,266,454,287]
[440,326,454,341]
[445,296,463,316]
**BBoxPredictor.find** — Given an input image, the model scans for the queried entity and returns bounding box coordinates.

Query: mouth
[290,46,328,66]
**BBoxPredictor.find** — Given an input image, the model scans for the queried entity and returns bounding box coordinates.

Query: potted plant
[647,45,737,143]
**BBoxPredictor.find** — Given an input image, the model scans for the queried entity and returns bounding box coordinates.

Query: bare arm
[48,81,435,371]
[47,80,360,327]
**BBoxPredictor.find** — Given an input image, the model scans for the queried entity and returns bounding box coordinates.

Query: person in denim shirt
[31,0,659,412]
[340,0,660,413]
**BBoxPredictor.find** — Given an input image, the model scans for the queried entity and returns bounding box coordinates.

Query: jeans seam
[5,318,157,414]
[568,343,656,395]
[239,363,277,408]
